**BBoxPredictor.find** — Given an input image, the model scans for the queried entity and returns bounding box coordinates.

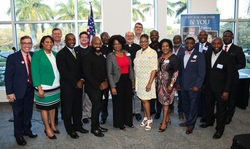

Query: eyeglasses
[21,42,32,45]
[135,26,142,28]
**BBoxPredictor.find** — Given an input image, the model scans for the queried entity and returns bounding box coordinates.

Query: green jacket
[31,49,57,87]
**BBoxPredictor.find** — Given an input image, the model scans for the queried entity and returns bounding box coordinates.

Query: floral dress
[157,55,179,105]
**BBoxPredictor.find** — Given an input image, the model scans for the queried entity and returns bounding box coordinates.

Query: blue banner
[180,14,220,43]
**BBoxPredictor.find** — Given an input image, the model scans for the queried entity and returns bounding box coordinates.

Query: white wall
[102,0,132,36]
[188,0,217,14]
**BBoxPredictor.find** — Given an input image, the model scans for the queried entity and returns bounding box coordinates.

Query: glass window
[217,0,235,19]
[219,22,234,38]
[166,0,187,39]
[0,25,13,59]
[132,0,155,35]
[16,23,75,50]
[0,1,11,21]
[238,0,250,19]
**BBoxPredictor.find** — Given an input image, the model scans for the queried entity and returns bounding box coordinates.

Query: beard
[92,47,102,53]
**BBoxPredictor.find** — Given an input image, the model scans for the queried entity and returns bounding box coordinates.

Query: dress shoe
[24,131,37,138]
[154,113,160,119]
[98,126,108,132]
[178,112,184,120]
[185,128,193,134]
[76,127,89,134]
[200,117,206,123]
[16,137,27,146]
[44,130,57,139]
[179,122,187,127]
[200,123,213,128]
[135,113,142,121]
[226,118,232,125]
[82,118,89,124]
[68,132,79,139]
[213,131,223,139]
[91,129,104,137]
[100,118,106,125]
[120,126,127,131]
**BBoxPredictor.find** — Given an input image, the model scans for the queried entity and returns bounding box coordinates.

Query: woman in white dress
[134,34,158,131]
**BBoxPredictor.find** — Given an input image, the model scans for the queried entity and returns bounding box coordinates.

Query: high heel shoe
[140,117,148,127]
[52,129,60,134]
[44,130,57,139]
[159,118,171,127]
[145,118,153,131]
[158,127,166,132]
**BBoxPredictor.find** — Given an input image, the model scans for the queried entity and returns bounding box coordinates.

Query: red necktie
[224,46,228,52]
[26,54,32,84]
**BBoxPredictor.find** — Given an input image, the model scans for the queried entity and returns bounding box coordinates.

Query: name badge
[193,55,197,59]
[164,60,169,63]
[217,64,223,69]
[203,47,208,51]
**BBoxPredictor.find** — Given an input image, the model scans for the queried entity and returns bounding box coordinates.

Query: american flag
[87,3,96,45]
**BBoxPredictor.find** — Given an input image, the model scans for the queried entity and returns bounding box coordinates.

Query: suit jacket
[82,49,108,93]
[56,46,83,93]
[177,49,206,90]
[204,50,235,92]
[106,50,134,88]
[170,46,185,58]
[195,42,212,54]
[5,50,34,99]
[31,49,57,87]
[227,44,246,84]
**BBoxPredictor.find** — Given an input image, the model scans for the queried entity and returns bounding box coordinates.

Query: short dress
[134,47,158,100]
[34,53,60,110]
[157,54,179,105]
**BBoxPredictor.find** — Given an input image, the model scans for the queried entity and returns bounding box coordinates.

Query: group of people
[5,22,246,146]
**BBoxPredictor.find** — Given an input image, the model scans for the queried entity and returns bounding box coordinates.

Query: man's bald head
[91,37,102,52]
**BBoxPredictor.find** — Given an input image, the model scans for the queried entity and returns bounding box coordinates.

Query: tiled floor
[0,99,249,149]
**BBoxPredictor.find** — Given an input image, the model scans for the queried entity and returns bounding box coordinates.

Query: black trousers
[101,88,109,120]
[61,88,82,134]
[112,74,133,128]
[87,90,103,130]
[227,83,238,119]
[205,87,228,132]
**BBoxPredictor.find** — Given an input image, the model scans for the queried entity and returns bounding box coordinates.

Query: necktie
[185,50,192,55]
[200,43,204,52]
[26,54,32,84]
[224,46,228,52]
[72,49,76,59]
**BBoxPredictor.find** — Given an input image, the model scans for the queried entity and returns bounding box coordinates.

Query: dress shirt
[211,50,222,67]
[223,43,232,52]
[183,49,194,68]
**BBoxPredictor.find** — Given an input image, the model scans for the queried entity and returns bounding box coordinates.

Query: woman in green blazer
[31,36,60,139]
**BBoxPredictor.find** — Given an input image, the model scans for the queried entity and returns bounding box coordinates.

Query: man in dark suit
[171,35,186,120]
[99,32,111,125]
[124,31,142,121]
[195,30,213,123]
[200,37,235,139]
[56,33,89,139]
[83,37,109,137]
[176,37,206,134]
[222,30,246,124]
[5,35,37,146]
